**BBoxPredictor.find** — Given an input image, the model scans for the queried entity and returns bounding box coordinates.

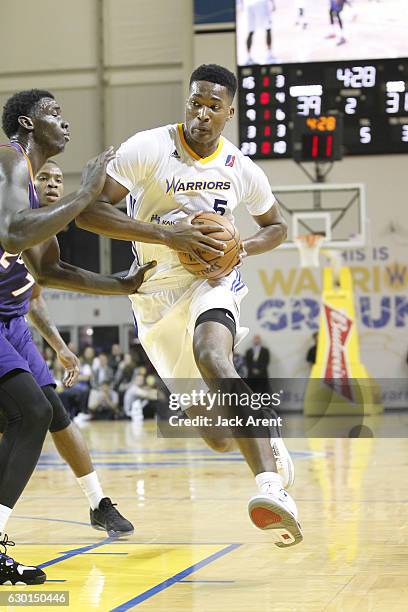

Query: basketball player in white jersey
[76,64,302,547]
[244,0,276,64]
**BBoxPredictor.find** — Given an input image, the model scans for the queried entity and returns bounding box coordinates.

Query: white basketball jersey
[107,123,275,288]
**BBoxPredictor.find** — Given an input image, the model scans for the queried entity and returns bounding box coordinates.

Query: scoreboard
[238,59,408,160]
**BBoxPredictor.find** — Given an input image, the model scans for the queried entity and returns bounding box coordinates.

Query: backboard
[273,183,366,250]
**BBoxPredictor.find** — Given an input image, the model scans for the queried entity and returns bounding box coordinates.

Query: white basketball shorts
[129,269,249,390]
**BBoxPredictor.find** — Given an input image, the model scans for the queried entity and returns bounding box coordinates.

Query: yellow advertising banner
[305,267,383,416]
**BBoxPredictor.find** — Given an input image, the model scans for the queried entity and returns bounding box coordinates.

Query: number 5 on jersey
[213,199,228,215]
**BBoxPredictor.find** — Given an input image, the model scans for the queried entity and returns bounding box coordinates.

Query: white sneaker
[248,488,303,547]
[270,438,295,489]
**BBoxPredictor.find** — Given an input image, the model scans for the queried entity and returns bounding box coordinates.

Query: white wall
[0,0,193,192]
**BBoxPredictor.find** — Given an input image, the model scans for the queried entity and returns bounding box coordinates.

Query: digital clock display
[306,116,337,132]
[236,0,408,158]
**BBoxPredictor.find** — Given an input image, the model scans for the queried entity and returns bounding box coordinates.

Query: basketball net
[295,234,342,284]
[294,234,326,268]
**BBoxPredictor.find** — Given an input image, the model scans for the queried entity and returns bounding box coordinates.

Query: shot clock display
[236,0,408,159]
[238,60,408,159]
[292,114,343,162]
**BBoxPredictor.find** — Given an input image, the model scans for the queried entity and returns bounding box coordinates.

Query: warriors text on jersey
[107,123,276,289]
[0,142,38,319]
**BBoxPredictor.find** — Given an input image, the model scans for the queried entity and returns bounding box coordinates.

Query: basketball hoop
[294,234,326,268]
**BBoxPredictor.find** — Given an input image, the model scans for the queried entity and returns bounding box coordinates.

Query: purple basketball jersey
[0,143,54,386]
[0,142,39,319]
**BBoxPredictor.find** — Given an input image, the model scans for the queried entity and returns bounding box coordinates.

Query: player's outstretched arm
[0,147,115,253]
[75,175,226,261]
[22,237,156,296]
[28,284,80,387]
[243,202,288,256]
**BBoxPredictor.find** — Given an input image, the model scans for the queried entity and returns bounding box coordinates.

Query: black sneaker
[90,498,134,538]
[0,534,46,585]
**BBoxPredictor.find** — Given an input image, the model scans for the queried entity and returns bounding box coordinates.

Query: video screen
[236,0,408,65]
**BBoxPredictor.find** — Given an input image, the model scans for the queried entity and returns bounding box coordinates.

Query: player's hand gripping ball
[178,212,241,280]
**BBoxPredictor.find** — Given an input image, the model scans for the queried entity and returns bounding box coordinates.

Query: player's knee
[194,346,225,377]
[209,438,235,453]
[42,385,71,433]
[17,393,53,433]
[49,410,71,433]
[34,396,53,430]
[5,378,53,431]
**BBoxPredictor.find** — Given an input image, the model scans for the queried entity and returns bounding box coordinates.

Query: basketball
[178,212,241,280]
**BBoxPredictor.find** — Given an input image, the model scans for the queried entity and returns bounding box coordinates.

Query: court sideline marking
[111,543,241,611]
[39,537,113,569]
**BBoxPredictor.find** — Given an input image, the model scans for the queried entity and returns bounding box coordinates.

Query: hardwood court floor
[4,419,408,611]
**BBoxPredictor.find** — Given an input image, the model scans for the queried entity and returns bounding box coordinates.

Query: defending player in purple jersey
[0,89,153,585]
[0,158,135,540]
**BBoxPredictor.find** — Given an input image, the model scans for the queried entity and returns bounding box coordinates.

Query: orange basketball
[178,212,241,280]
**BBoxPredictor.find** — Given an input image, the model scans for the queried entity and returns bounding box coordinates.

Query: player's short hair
[2,89,55,138]
[190,64,237,100]
[38,159,62,175]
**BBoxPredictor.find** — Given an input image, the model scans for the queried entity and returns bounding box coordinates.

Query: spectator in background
[306,331,319,367]
[108,343,123,374]
[78,347,94,390]
[114,353,136,405]
[245,334,270,393]
[88,353,114,412]
[82,346,96,370]
[123,369,157,421]
[91,353,113,389]
[233,352,248,379]
[88,382,119,420]
[56,343,159,418]
[245,335,270,378]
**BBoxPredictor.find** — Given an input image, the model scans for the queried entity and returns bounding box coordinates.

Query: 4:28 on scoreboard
[238,59,408,159]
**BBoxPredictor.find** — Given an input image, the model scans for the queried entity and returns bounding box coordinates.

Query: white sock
[0,504,13,534]
[77,472,104,510]
[255,471,283,495]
